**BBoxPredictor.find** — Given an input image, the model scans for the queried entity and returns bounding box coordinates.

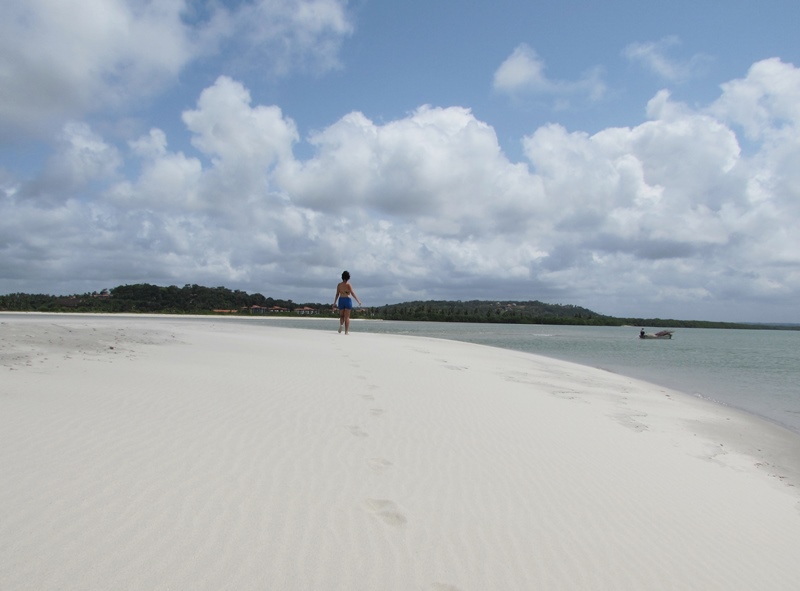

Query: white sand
[1,314,799,591]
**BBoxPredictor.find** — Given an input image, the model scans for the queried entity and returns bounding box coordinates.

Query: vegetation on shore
[1,283,796,330]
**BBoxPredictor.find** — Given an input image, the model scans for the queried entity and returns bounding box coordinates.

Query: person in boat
[640,328,645,338]
[333,270,362,335]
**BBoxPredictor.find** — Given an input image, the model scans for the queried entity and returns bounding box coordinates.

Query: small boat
[639,329,674,339]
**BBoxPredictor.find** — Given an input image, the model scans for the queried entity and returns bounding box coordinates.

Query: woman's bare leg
[344,310,351,334]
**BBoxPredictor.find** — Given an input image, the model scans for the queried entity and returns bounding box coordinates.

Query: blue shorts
[337,297,352,310]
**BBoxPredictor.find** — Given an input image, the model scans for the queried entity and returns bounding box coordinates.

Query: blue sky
[2,0,800,322]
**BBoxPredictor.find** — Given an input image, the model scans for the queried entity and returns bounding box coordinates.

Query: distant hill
[0,283,325,315]
[372,299,604,324]
[371,301,799,329]
[1,284,796,330]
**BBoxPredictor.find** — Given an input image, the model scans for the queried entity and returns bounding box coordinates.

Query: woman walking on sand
[333,270,362,335]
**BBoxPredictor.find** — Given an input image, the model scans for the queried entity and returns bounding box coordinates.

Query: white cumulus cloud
[623,36,712,83]
[0,0,198,138]
[0,0,353,140]
[2,58,800,322]
[493,44,606,102]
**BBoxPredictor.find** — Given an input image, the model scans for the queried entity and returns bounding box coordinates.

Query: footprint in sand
[613,412,649,432]
[431,584,462,591]
[363,499,407,527]
[437,360,466,370]
[347,425,369,438]
[367,457,394,473]
[360,393,375,401]
[369,408,385,417]
[551,390,584,401]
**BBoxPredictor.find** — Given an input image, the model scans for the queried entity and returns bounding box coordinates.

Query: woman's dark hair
[341,270,350,281]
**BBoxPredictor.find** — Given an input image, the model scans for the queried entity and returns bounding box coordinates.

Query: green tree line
[0,284,324,315]
[371,300,604,324]
[1,284,796,330]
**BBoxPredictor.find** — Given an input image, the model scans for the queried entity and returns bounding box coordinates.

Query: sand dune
[1,314,799,590]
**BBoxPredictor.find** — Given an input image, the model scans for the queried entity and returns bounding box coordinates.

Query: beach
[2,315,799,590]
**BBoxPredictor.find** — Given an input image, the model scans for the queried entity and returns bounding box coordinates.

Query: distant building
[250,304,315,314]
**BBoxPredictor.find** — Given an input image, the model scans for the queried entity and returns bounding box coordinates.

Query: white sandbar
[1,315,799,590]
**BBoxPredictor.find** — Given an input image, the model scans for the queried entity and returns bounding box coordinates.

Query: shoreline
[3,311,799,435]
[2,315,800,589]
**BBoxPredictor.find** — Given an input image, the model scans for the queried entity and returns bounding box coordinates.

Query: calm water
[247,318,800,434]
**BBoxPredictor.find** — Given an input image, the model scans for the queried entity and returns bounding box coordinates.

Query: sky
[2,0,800,323]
